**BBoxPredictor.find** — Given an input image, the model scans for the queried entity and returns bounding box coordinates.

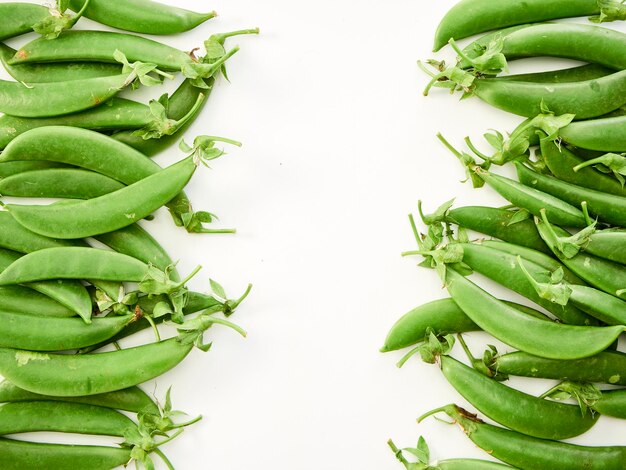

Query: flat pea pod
[95,223,178,280]
[0,381,158,414]
[422,404,626,469]
[0,285,76,317]
[462,23,626,71]
[585,230,626,265]
[517,157,626,228]
[0,310,135,350]
[0,438,130,470]
[438,355,597,439]
[6,154,199,239]
[560,115,626,152]
[536,218,626,300]
[381,298,548,352]
[69,0,216,35]
[0,43,121,83]
[0,401,135,436]
[0,168,125,199]
[0,73,138,118]
[0,247,150,285]
[432,0,611,52]
[444,206,551,254]
[542,139,626,198]
[0,97,154,149]
[0,248,91,320]
[466,164,588,228]
[469,70,626,120]
[562,285,626,326]
[0,126,207,231]
[0,161,70,177]
[0,3,49,40]
[500,64,614,83]
[458,243,595,325]
[490,350,626,385]
[444,268,623,359]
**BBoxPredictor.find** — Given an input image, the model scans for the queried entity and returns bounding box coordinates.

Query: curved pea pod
[458,243,594,325]
[0,73,141,118]
[0,438,130,470]
[0,285,76,318]
[542,140,626,198]
[0,311,245,396]
[501,64,614,83]
[0,43,121,83]
[69,0,216,35]
[0,3,49,40]
[560,115,626,152]
[444,268,623,359]
[0,97,154,149]
[0,381,159,414]
[433,0,611,51]
[438,355,598,439]
[0,168,125,199]
[381,298,548,352]
[6,155,199,239]
[444,206,551,254]
[0,310,136,350]
[421,404,626,469]
[0,248,91,320]
[0,401,135,436]
[585,230,626,265]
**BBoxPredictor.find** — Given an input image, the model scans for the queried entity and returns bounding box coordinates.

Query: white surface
[3,1,626,469]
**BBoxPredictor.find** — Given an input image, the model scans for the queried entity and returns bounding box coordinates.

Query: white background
[3,1,626,469]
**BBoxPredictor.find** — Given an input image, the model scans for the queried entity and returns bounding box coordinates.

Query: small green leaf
[590,0,626,22]
[507,209,530,226]
[210,279,227,300]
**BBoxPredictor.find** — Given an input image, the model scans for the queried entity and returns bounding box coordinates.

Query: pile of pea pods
[0,1,255,468]
[385,1,626,469]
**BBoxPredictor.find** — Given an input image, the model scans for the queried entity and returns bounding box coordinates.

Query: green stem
[464,136,491,161]
[387,439,410,468]
[396,344,421,368]
[417,405,454,423]
[212,28,260,43]
[68,0,91,26]
[154,448,175,470]
[205,317,247,337]
[227,283,253,312]
[171,414,203,429]
[539,382,564,399]
[194,227,237,234]
[166,94,206,136]
[175,265,203,289]
[573,156,606,172]
[456,334,478,367]
[408,213,420,246]
[144,315,161,342]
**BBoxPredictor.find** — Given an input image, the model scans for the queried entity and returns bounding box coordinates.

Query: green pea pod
[0,401,135,436]
[433,0,613,51]
[0,248,91,320]
[500,64,614,83]
[0,285,76,318]
[0,168,125,199]
[444,268,623,359]
[0,97,153,149]
[560,115,626,152]
[0,43,121,83]
[421,404,626,469]
[0,311,245,396]
[585,230,626,265]
[0,161,69,177]
[0,438,130,470]
[491,350,626,385]
[593,389,626,418]
[69,0,216,35]
[0,3,49,41]
[0,381,158,414]
[6,154,199,239]
[438,355,598,439]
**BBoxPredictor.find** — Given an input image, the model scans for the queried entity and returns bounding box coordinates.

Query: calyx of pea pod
[518,256,574,306]
[535,209,597,259]
[32,0,90,39]
[456,334,508,381]
[452,35,508,76]
[395,329,455,367]
[574,152,626,187]
[388,436,441,470]
[417,404,482,434]
[591,0,626,23]
[113,50,174,90]
[132,93,205,141]
[540,381,602,417]
[175,304,247,352]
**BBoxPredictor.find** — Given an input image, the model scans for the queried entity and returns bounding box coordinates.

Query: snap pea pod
[436,355,598,439]
[542,139,626,198]
[0,381,158,414]
[0,285,75,317]
[592,389,626,418]
[585,230,626,265]
[0,73,142,118]
[0,161,69,177]
[0,3,49,40]
[461,23,626,71]
[560,115,626,152]
[0,438,131,470]
[6,154,200,239]
[432,0,614,51]
[69,0,216,35]
[500,64,614,83]
[489,350,626,385]
[517,158,626,228]
[381,298,548,352]
[0,97,153,149]
[421,404,626,469]
[0,168,125,199]
[0,248,91,320]
[458,243,595,325]
[444,206,551,254]
[0,43,121,83]
[0,401,135,436]
[444,268,622,359]
[536,216,626,300]
[0,126,215,232]
[0,311,245,396]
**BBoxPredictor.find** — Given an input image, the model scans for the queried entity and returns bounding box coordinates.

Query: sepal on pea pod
[591,0,626,22]
[540,381,602,418]
[573,152,626,187]
[113,50,174,90]
[32,0,90,40]
[132,93,206,141]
